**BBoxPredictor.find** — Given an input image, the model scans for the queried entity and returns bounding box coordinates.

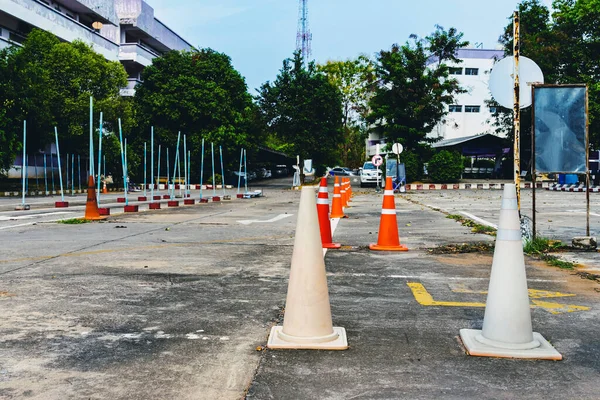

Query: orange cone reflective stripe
[317,177,341,249]
[330,176,346,219]
[369,177,407,251]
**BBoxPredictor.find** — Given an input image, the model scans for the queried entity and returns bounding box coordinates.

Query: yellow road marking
[408,282,590,314]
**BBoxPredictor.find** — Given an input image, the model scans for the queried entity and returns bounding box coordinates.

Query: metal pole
[157,144,161,195]
[513,11,522,212]
[103,155,106,190]
[211,142,216,197]
[586,86,590,236]
[89,97,94,177]
[66,153,69,195]
[531,85,537,239]
[50,150,55,193]
[172,132,181,199]
[124,138,129,204]
[151,127,154,201]
[78,154,81,192]
[220,146,226,196]
[21,121,26,206]
[118,118,127,205]
[200,139,205,199]
[96,112,103,201]
[244,149,248,193]
[55,127,65,202]
[71,154,74,195]
[44,154,48,195]
[167,147,170,194]
[188,150,191,196]
[183,134,187,197]
[144,142,147,197]
[237,148,243,194]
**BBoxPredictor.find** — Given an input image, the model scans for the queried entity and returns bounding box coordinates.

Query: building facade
[0,0,194,96]
[366,47,505,158]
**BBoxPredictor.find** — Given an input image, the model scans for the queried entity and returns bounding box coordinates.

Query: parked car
[273,165,289,177]
[328,167,355,176]
[359,161,383,187]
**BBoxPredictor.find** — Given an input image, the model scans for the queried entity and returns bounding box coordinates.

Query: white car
[359,162,383,187]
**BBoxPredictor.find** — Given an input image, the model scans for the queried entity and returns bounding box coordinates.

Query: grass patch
[523,236,575,270]
[446,214,496,236]
[427,242,494,254]
[57,218,89,225]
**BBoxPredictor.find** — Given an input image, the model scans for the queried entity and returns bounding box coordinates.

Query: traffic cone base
[85,175,106,221]
[369,243,408,251]
[323,242,342,249]
[267,326,348,350]
[459,329,561,360]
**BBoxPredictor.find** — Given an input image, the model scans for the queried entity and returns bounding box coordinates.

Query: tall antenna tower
[296,0,312,64]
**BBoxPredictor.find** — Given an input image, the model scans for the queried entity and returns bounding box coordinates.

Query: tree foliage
[427,150,464,183]
[318,56,376,167]
[367,27,468,163]
[257,52,344,170]
[134,48,259,177]
[0,28,129,173]
[496,0,600,150]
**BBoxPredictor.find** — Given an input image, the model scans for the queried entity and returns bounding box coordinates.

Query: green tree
[134,48,258,179]
[367,28,467,162]
[0,29,129,165]
[427,150,464,183]
[496,0,600,151]
[257,52,344,171]
[318,56,376,167]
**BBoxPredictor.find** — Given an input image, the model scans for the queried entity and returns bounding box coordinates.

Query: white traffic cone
[267,186,348,350]
[460,184,561,360]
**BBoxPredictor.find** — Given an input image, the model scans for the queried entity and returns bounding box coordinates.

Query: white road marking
[237,214,293,225]
[459,211,498,229]
[333,273,565,283]
[0,218,76,230]
[0,211,73,221]
[564,210,600,217]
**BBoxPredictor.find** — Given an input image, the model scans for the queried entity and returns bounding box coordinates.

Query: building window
[489,106,497,113]
[449,105,462,112]
[465,105,481,113]
[465,68,479,76]
[449,67,463,75]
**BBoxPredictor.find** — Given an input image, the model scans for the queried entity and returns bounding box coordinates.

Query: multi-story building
[0,0,194,96]
[366,47,505,157]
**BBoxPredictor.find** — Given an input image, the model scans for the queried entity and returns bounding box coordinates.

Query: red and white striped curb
[404,182,549,191]
[546,184,600,192]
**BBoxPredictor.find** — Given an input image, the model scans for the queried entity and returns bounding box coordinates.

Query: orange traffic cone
[340,179,347,208]
[330,176,346,219]
[85,175,105,221]
[369,177,408,251]
[317,177,341,249]
[102,181,108,194]
[348,178,353,200]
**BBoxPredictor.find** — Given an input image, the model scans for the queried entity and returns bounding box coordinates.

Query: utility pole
[513,11,521,212]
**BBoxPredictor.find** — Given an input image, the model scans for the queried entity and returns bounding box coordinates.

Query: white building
[0,0,194,96]
[366,48,505,157]
[429,48,505,141]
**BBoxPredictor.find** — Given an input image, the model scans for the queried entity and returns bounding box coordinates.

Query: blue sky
[147,0,553,95]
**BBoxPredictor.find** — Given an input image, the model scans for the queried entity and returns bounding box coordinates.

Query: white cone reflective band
[381,209,396,215]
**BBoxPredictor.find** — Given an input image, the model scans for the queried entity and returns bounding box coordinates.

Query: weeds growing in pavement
[57,218,89,225]
[523,237,575,270]
[446,214,496,236]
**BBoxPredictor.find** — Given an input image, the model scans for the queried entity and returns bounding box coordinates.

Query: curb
[404,182,550,191]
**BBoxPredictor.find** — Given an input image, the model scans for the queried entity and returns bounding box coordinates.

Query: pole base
[162,195,170,199]
[236,194,244,199]
[137,196,148,201]
[212,196,221,202]
[199,198,209,203]
[117,197,126,203]
[98,208,111,216]
[223,195,231,201]
[55,201,69,208]
[167,201,179,207]
[369,243,408,252]
[267,326,348,350]
[14,204,30,211]
[149,203,161,210]
[153,195,162,201]
[323,243,342,249]
[124,205,139,213]
[184,199,195,205]
[459,329,562,360]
